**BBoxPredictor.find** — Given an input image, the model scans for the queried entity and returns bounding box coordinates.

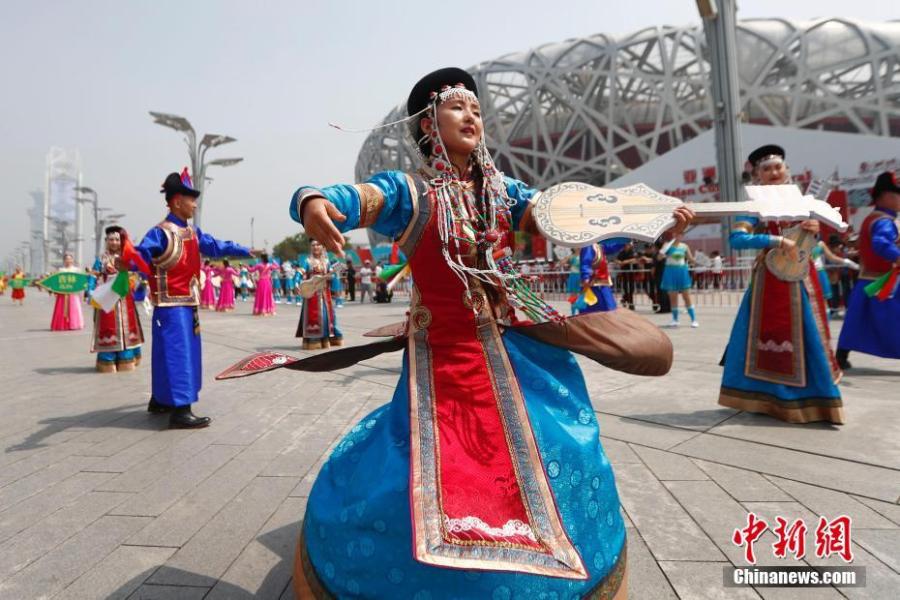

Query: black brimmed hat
[871,171,900,200]
[160,168,200,199]
[748,144,785,168]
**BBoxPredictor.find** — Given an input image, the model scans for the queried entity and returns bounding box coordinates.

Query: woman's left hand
[671,206,696,235]
[800,219,820,234]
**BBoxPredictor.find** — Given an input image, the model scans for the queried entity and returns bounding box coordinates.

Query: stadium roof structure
[355,18,900,188]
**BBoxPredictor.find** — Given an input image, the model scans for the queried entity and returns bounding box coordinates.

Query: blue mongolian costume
[136,172,251,415]
[280,68,675,600]
[576,243,618,313]
[837,175,900,362]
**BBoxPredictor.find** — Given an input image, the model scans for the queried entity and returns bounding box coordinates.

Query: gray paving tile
[672,434,900,502]
[127,584,209,600]
[0,471,116,544]
[599,437,641,464]
[109,444,243,517]
[615,462,725,562]
[692,459,792,501]
[206,496,306,599]
[852,496,900,527]
[852,529,900,573]
[0,441,96,487]
[0,515,149,600]
[0,454,99,512]
[632,444,709,480]
[56,545,175,600]
[804,539,900,599]
[622,527,678,599]
[148,476,298,587]
[127,450,279,548]
[0,490,131,581]
[658,560,761,599]
[595,412,699,450]
[766,476,898,530]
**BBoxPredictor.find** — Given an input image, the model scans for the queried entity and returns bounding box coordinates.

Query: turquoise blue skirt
[302,330,626,598]
[660,265,691,291]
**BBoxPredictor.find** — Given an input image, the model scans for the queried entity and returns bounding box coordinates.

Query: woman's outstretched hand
[302,197,348,256]
[671,206,696,235]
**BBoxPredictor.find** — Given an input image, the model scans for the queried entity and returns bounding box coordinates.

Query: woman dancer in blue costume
[719,144,843,424]
[287,68,691,599]
[659,234,698,328]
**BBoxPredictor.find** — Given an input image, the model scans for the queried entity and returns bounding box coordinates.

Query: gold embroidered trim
[731,221,754,234]
[354,183,385,228]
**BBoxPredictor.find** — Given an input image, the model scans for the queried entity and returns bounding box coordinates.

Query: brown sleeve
[511,309,673,376]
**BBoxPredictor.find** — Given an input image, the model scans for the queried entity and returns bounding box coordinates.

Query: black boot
[169,407,211,429]
[836,349,852,370]
[147,397,172,414]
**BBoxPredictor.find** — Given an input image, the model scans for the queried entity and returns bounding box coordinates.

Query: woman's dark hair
[204,259,210,266]
[261,253,269,264]
[223,259,230,268]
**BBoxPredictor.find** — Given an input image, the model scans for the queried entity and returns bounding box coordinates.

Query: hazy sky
[1,0,895,264]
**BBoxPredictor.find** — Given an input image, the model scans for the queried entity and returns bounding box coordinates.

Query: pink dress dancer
[50,266,84,331]
[250,261,277,316]
[215,265,239,312]
[50,292,84,330]
[200,264,216,309]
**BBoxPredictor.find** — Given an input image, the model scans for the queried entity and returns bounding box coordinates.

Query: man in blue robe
[134,169,253,428]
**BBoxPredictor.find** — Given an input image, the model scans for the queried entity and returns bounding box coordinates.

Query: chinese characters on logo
[732,513,853,564]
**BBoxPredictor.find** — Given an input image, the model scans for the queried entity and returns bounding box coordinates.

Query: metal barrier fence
[516,264,860,310]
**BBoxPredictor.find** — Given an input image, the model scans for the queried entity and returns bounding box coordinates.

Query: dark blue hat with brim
[160,168,200,199]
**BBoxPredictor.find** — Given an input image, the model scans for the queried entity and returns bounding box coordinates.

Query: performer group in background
[285,67,691,600]
[576,241,618,313]
[49,253,84,331]
[215,259,239,312]
[135,169,253,428]
[239,264,251,301]
[250,254,278,316]
[811,238,858,318]
[296,239,342,350]
[660,234,698,328]
[718,144,843,424]
[200,259,217,309]
[91,226,144,372]
[10,267,26,305]
[836,171,900,368]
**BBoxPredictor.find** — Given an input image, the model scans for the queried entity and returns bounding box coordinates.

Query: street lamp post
[75,186,100,260]
[696,0,744,257]
[149,112,243,229]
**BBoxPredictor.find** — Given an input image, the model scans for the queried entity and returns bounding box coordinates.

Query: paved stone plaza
[0,293,897,599]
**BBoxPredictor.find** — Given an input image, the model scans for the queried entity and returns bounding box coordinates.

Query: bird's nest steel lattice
[355,18,900,188]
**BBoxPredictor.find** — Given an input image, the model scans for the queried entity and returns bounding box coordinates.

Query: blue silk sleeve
[729,216,776,250]
[579,246,595,283]
[195,228,252,258]
[871,219,900,262]
[602,239,627,254]
[135,227,167,265]
[504,177,537,231]
[289,170,414,240]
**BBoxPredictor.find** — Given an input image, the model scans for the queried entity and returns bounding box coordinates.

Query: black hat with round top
[871,170,900,199]
[160,168,201,200]
[747,144,786,168]
[407,67,478,117]
[406,68,478,156]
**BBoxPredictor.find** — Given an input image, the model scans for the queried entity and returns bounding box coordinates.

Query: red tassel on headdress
[180,167,193,189]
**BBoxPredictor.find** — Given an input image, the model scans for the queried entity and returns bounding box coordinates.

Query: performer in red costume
[91,226,144,372]
[133,169,254,428]
[286,67,692,599]
[836,171,900,367]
